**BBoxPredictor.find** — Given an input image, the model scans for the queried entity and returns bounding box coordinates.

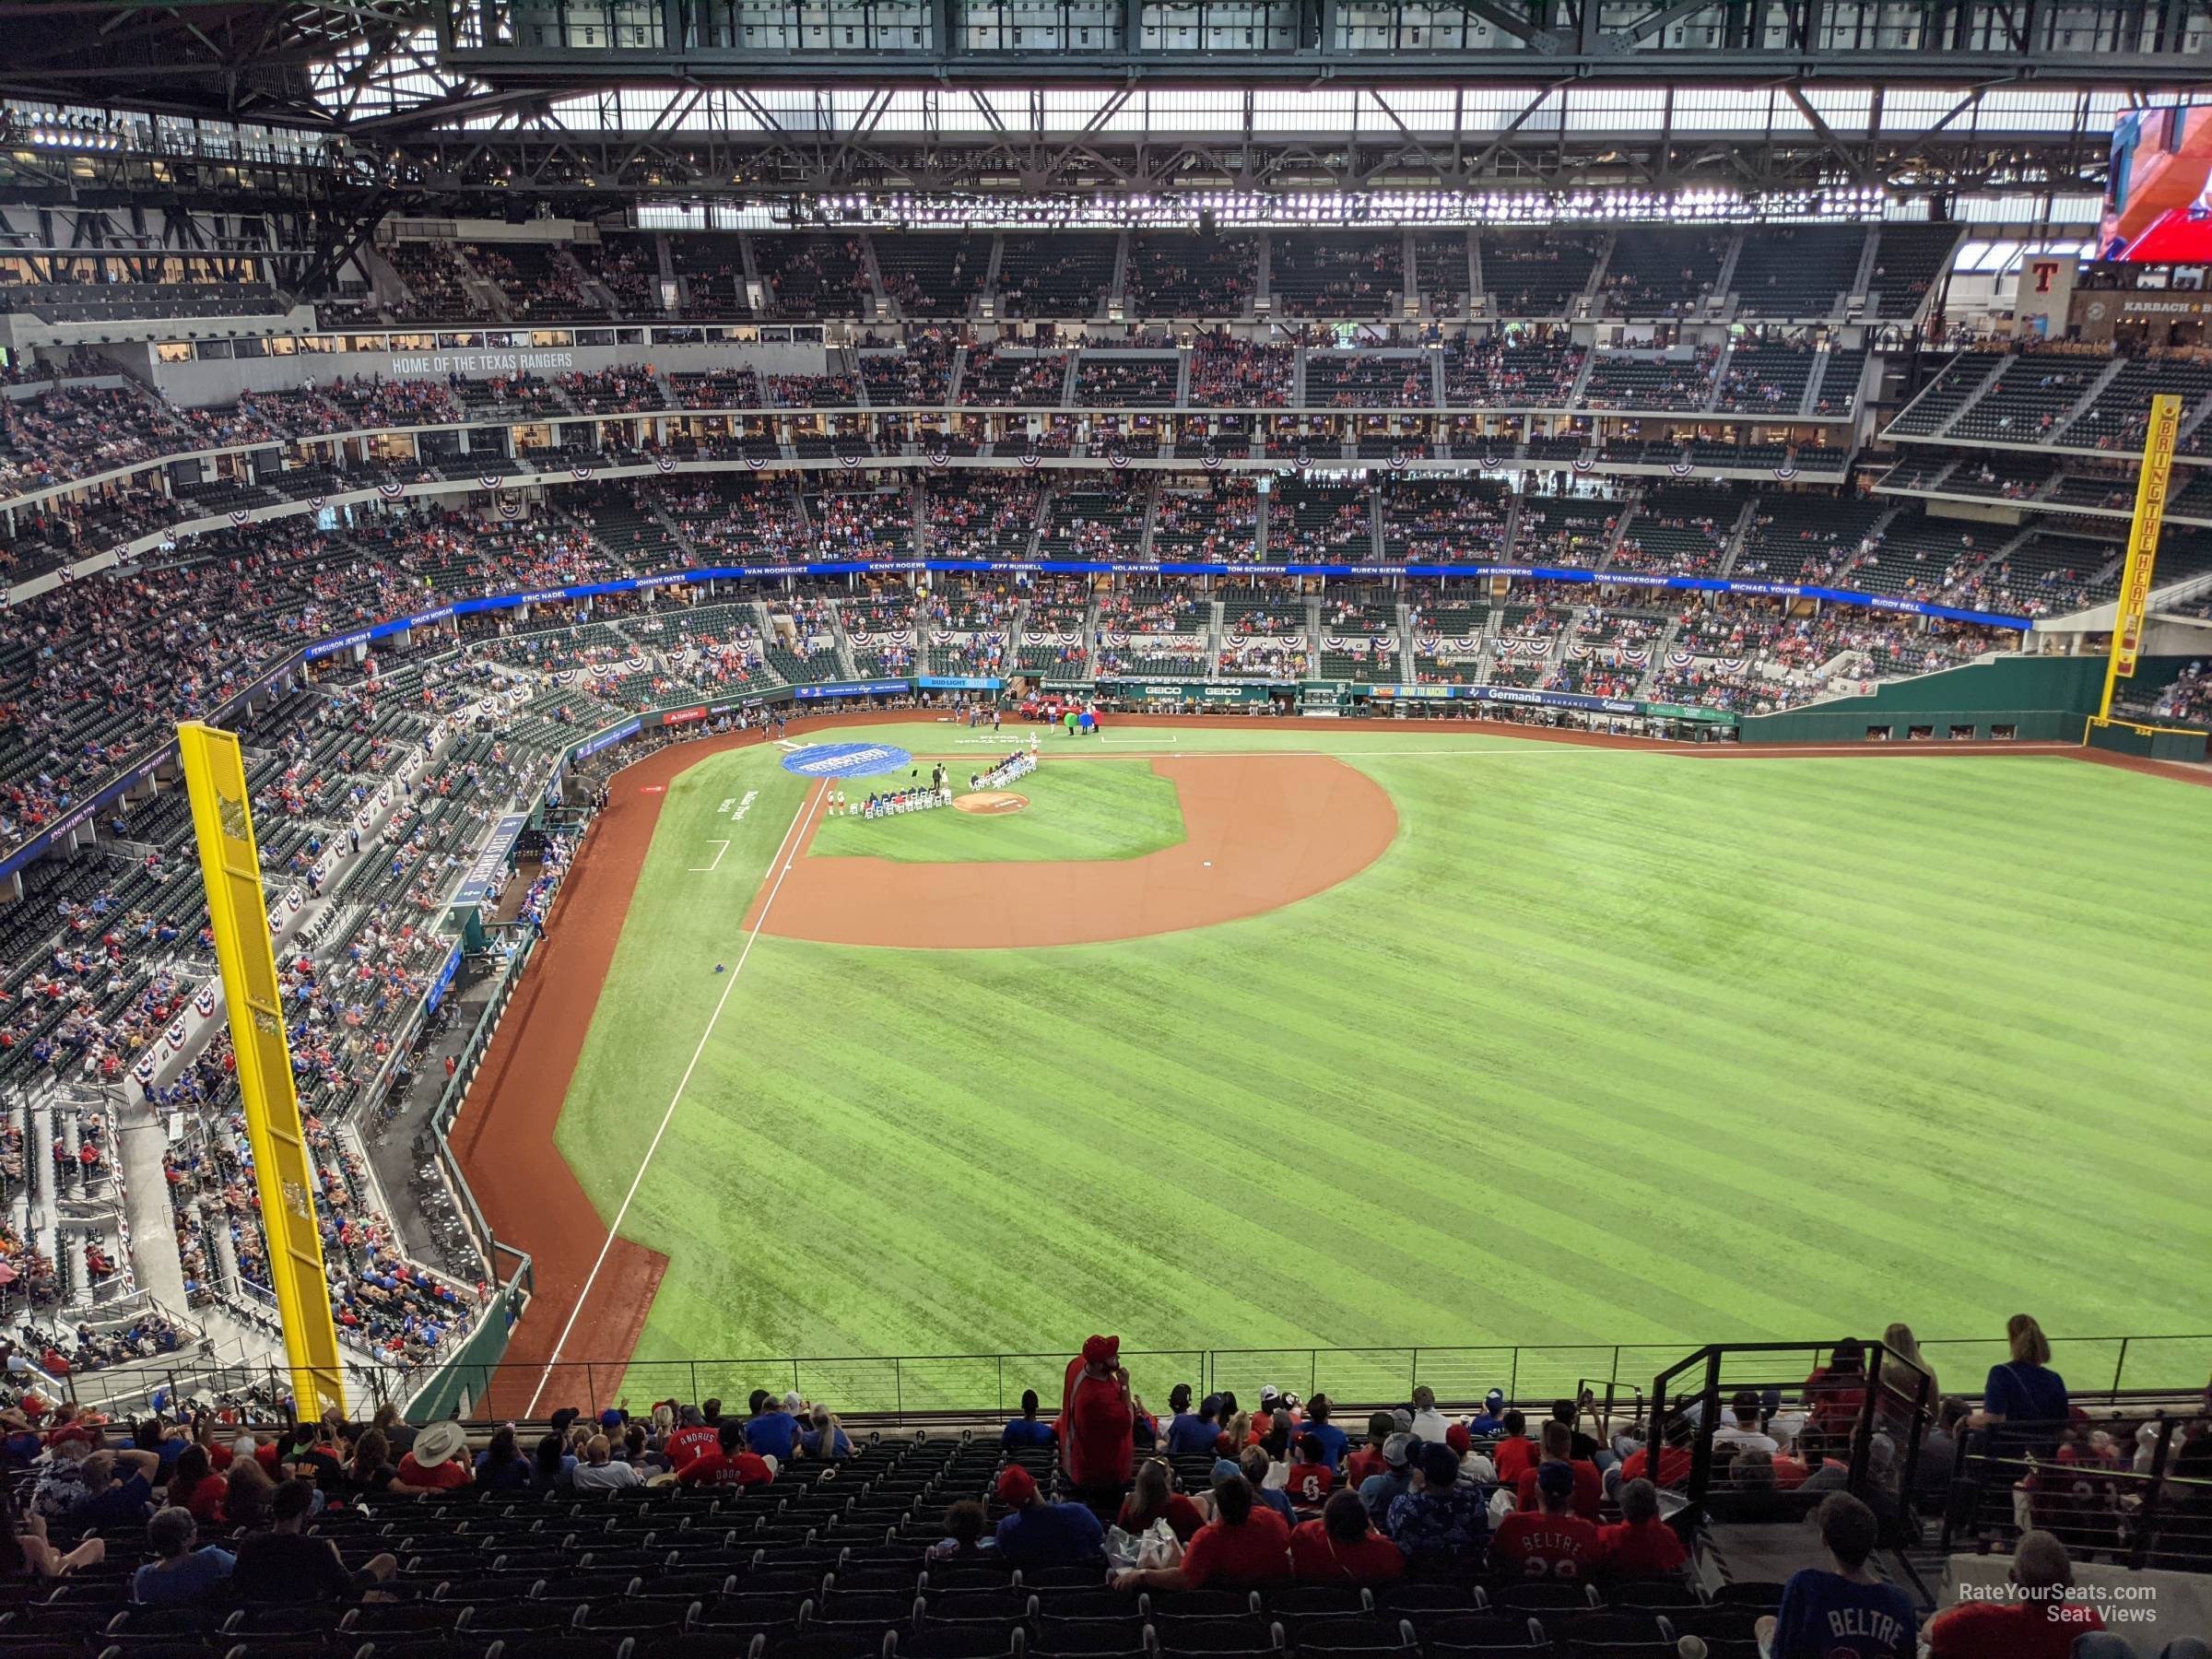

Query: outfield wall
[1738,655,2109,744]
[2088,719,2212,761]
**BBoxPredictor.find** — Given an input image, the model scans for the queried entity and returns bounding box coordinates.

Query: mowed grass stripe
[549,734,2212,1388]
[1413,757,2208,1117]
[552,748,816,1186]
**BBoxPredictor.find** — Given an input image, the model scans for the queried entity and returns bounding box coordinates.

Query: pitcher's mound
[955,791,1029,815]
[756,755,1396,950]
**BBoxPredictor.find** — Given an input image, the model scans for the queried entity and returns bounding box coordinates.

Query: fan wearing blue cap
[1468,1389,1509,1438]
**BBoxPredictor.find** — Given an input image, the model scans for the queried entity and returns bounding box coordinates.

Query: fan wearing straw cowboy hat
[393,1420,472,1493]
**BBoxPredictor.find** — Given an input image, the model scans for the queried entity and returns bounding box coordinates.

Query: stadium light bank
[663,184,1889,232]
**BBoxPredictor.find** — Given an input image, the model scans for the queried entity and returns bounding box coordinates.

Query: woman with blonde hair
[1880,1324,1934,1396]
[1877,1323,1936,1430]
[1216,1410,1251,1457]
[1972,1313,2069,1453]
[801,1406,852,1462]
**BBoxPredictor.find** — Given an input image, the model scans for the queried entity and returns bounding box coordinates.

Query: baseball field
[454,716,2212,1415]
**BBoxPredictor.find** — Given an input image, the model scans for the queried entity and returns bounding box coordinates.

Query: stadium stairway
[1713,500,1759,577]
[1633,617,1683,698]
[1704,1522,1933,1615]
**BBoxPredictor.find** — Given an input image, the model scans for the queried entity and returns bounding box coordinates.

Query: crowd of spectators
[923,475,1044,561]
[0,1321,2189,1658]
[959,345,1065,406]
[2146,660,2211,726]
[755,235,872,321]
[1188,335,1295,406]
[382,243,484,321]
[859,328,959,405]
[808,486,915,559]
[556,368,665,417]
[0,385,173,494]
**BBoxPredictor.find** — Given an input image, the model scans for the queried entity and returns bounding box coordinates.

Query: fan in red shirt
[1491,1412,1540,1486]
[1618,1415,1696,1489]
[1803,1339,1870,1441]
[1341,1412,1395,1490]
[1492,1461,1607,1581]
[1925,1531,2103,1659]
[663,1403,722,1471]
[1771,1451,1812,1488]
[393,1421,472,1492]
[1060,1334,1135,1496]
[1512,1423,1602,1520]
[1596,1478,1688,1580]
[1290,1490,1406,1586]
[1286,1435,1335,1512]
[1111,1476,1291,1594]
[676,1420,775,1488]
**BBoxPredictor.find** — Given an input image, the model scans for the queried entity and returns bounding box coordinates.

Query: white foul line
[688,839,730,873]
[524,781,825,1418]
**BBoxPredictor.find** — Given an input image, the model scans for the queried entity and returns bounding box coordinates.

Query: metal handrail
[171,1334,2208,1429]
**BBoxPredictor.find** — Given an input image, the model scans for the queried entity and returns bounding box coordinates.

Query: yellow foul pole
[2100,393,2182,722]
[176,721,347,1417]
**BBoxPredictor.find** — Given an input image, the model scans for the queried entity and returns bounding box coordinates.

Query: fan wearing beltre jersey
[1768,1494,1916,1659]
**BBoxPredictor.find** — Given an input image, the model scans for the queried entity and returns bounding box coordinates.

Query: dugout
[1096,680,1286,713]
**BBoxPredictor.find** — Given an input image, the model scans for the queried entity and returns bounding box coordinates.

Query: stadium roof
[9,0,2212,129]
[3,0,2208,215]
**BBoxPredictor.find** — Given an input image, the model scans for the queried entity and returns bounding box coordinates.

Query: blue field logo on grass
[782,742,914,779]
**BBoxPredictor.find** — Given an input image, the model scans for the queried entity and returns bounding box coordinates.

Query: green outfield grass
[807,747,1185,863]
[547,724,2212,1406]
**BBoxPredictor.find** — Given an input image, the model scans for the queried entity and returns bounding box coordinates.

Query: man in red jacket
[1060,1334,1135,1497]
